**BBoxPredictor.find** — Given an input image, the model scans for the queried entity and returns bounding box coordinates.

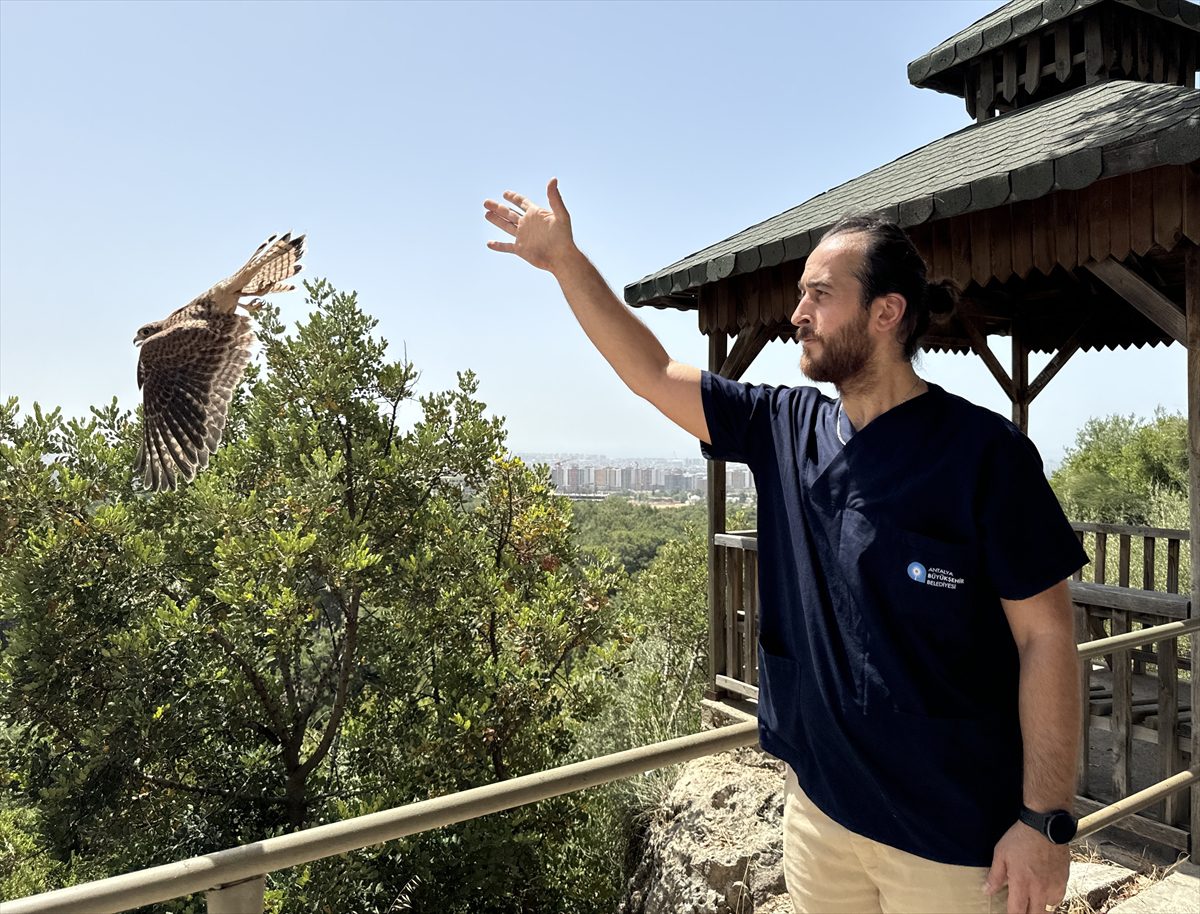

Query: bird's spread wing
[134,315,253,491]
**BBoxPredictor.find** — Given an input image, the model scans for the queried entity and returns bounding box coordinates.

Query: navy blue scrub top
[700,371,1088,866]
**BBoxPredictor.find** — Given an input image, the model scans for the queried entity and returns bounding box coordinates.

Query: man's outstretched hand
[484,178,578,274]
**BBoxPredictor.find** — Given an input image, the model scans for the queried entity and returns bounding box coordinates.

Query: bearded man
[484,180,1087,914]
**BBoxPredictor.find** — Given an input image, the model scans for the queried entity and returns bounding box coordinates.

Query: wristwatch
[1019,804,1077,844]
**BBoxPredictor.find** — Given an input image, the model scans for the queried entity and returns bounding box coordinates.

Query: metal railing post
[206,876,265,914]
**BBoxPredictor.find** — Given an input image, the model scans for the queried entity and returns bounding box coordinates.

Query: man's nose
[790,294,810,328]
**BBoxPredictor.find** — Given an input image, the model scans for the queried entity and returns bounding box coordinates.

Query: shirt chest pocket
[838,509,987,716]
[838,509,978,619]
[890,527,979,618]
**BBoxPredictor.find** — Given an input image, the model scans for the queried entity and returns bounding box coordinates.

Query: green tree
[0,281,631,913]
[614,530,710,739]
[1050,409,1187,525]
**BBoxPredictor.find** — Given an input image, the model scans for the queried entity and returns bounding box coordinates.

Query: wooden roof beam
[960,313,1016,401]
[720,325,775,382]
[1027,317,1090,405]
[1084,258,1186,345]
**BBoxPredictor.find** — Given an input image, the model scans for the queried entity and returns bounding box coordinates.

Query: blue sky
[0,0,1188,466]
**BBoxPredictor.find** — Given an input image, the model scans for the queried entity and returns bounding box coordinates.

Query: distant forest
[570,498,755,577]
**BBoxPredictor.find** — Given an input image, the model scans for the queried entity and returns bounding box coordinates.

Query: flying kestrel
[133,232,306,491]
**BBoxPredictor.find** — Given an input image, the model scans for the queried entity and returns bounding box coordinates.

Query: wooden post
[1186,244,1199,862]
[746,550,759,688]
[1112,609,1133,801]
[1012,324,1030,434]
[207,876,265,914]
[706,326,728,702]
[727,547,744,682]
[1161,632,1184,825]
[1078,651,1091,796]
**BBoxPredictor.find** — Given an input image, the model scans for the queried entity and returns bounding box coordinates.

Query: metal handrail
[1077,767,1200,839]
[1,722,759,914]
[1076,616,1200,660]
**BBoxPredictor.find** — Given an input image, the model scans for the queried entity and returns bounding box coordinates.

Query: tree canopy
[1049,409,1188,526]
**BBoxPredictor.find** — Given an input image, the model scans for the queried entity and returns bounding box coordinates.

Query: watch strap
[1019,805,1077,844]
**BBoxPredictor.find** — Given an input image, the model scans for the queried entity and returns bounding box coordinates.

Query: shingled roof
[624,78,1199,308]
[908,0,1200,96]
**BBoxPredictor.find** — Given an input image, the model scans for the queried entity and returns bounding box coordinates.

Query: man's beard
[798,306,873,385]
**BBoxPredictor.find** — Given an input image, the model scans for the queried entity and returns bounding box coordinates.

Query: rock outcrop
[620,747,791,914]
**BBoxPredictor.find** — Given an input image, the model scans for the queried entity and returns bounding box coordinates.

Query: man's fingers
[1038,883,1065,913]
[1005,879,1030,914]
[546,177,568,217]
[486,240,517,254]
[484,210,518,237]
[984,856,1006,896]
[503,190,532,214]
[483,199,521,224]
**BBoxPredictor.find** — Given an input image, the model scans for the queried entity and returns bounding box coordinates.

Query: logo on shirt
[907,561,964,590]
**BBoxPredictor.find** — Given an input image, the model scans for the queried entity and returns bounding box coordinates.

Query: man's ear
[873,292,908,333]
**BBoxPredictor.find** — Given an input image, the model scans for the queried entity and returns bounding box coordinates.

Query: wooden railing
[1070,523,1192,675]
[1070,523,1191,592]
[1068,523,1194,848]
[711,530,759,702]
[1076,617,1196,851]
[710,522,1195,851]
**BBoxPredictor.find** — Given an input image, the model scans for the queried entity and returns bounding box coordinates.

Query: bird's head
[133,322,163,346]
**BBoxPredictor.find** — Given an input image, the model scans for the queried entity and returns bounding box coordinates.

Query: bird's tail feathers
[232,231,306,299]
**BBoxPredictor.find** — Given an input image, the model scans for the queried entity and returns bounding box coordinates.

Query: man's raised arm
[483,178,709,444]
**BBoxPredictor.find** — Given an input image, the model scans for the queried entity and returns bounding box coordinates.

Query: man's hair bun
[925,279,959,323]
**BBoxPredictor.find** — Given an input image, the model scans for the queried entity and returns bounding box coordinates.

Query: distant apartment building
[539,456,734,500]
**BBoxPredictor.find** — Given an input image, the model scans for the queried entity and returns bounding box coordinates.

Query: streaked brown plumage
[133,232,306,491]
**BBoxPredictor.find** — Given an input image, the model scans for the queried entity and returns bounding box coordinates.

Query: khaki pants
[783,765,1007,914]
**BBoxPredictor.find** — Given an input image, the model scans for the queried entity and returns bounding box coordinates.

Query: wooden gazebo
[625,0,1200,860]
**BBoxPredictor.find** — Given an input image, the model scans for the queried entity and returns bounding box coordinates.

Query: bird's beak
[133,337,142,346]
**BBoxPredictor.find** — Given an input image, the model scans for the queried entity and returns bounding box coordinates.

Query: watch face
[1046,812,1077,844]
